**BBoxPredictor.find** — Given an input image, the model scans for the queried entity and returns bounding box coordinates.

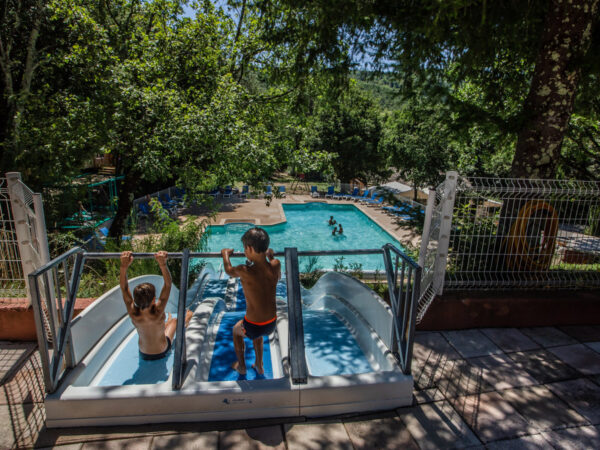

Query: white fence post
[6,172,36,301]
[432,171,458,296]
[418,188,436,268]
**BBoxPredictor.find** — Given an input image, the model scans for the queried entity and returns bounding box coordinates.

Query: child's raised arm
[155,251,172,311]
[120,251,134,312]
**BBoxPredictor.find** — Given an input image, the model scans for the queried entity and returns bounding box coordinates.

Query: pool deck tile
[500,385,590,431]
[150,431,218,449]
[505,349,581,384]
[465,354,539,391]
[519,327,579,348]
[449,391,535,443]
[413,332,463,361]
[81,437,153,449]
[548,343,600,375]
[442,330,503,358]
[284,423,353,450]
[558,325,600,343]
[218,425,286,449]
[585,341,600,354]
[480,328,539,353]
[343,416,419,449]
[484,433,553,449]
[412,388,445,405]
[541,425,600,449]
[398,400,481,449]
[545,378,600,425]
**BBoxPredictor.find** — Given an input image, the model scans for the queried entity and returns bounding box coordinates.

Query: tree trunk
[511,0,598,179]
[109,171,138,240]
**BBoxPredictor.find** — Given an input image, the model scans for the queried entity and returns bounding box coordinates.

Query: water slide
[43,264,413,427]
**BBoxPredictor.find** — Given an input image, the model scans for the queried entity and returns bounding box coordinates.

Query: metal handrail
[172,248,189,389]
[285,247,307,384]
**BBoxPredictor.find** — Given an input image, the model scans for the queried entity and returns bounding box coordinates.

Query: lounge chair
[359,192,377,204]
[238,185,249,199]
[265,185,273,197]
[383,205,409,215]
[366,196,384,207]
[278,186,286,197]
[343,187,359,200]
[332,189,346,200]
[160,193,179,208]
[310,186,320,198]
[223,186,233,198]
[354,190,371,202]
[208,188,219,198]
[324,186,335,198]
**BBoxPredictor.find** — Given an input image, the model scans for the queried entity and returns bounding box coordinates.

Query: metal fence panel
[0,178,26,298]
[446,177,600,290]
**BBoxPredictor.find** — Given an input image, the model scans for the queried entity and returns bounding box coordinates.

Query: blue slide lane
[303,310,372,376]
[208,311,273,381]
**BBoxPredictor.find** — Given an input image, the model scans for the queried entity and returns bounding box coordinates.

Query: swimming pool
[202,203,403,271]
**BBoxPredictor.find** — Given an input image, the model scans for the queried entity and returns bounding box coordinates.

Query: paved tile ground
[2,325,600,449]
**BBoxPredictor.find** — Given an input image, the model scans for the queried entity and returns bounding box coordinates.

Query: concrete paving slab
[545,378,600,425]
[412,351,465,391]
[38,444,83,450]
[0,342,36,384]
[519,327,578,348]
[485,433,553,449]
[82,436,153,449]
[548,344,600,375]
[413,332,462,362]
[412,388,445,405]
[5,400,45,449]
[450,392,534,443]
[151,431,218,449]
[219,426,285,449]
[433,360,495,399]
[541,425,600,449]
[442,330,503,358]
[505,349,580,384]
[0,403,16,449]
[0,358,46,405]
[398,400,481,449]
[585,341,600,354]
[559,325,600,343]
[500,385,589,431]
[466,354,538,391]
[480,328,539,353]
[284,423,353,450]
[343,416,418,449]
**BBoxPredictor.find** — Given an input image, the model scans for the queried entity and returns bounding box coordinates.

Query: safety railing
[382,244,421,374]
[29,245,421,393]
[28,247,84,393]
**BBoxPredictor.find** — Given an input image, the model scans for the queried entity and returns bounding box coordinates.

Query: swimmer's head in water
[133,282,155,309]
[241,227,269,254]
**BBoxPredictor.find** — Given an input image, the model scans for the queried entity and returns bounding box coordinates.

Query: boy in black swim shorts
[221,227,281,376]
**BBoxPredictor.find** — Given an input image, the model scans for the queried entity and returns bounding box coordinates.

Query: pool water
[204,203,402,271]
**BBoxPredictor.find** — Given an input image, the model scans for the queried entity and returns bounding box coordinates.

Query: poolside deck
[2,325,599,448]
[178,194,422,248]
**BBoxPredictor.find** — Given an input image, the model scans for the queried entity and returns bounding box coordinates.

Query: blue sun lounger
[343,187,360,200]
[324,186,335,198]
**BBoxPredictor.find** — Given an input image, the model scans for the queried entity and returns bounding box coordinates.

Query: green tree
[305,84,389,184]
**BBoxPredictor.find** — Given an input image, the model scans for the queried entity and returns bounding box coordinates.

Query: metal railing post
[173,248,190,390]
[285,247,307,384]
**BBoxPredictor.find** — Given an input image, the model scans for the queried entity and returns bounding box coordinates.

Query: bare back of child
[221,227,281,376]
[120,251,193,360]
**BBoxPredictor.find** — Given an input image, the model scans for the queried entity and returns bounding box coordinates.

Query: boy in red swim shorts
[221,227,280,376]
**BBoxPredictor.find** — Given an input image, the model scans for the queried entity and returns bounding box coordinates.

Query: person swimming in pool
[221,227,281,376]
[338,223,344,234]
[328,215,336,226]
[119,251,193,361]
